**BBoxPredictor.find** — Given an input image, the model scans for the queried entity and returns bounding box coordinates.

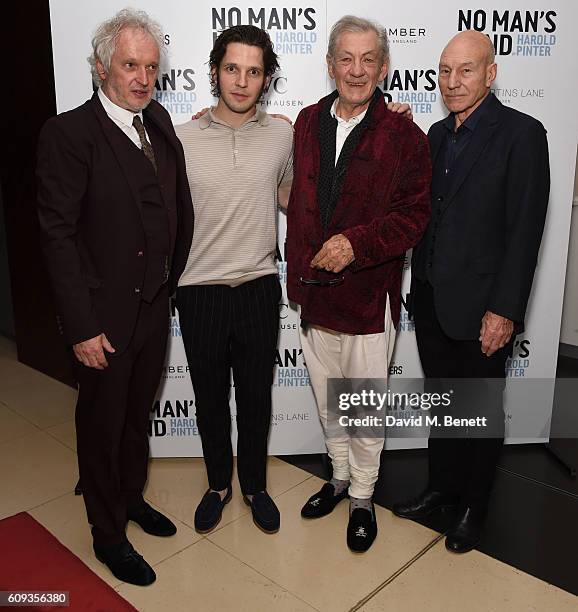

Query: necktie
[132,115,157,173]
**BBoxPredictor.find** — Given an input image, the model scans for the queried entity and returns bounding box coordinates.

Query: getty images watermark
[323,377,554,440]
[336,388,488,429]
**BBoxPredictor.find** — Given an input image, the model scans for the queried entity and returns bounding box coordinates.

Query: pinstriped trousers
[176,274,281,494]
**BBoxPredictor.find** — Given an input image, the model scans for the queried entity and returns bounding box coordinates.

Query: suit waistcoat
[121,121,177,302]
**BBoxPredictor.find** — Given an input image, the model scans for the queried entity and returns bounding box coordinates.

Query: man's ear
[95,57,107,82]
[209,65,219,93]
[486,62,497,87]
[379,61,389,83]
[326,55,335,80]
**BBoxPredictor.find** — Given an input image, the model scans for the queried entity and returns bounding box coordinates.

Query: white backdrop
[48,1,578,456]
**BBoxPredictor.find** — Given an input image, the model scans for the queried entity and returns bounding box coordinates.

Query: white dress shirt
[97,88,148,148]
[330,99,369,164]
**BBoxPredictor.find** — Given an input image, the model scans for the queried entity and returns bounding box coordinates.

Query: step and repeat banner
[49,1,578,456]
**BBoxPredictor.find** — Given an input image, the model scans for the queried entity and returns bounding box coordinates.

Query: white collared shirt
[330,99,368,164]
[97,87,148,149]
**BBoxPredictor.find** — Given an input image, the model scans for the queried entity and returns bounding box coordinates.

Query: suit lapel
[144,101,180,155]
[90,93,144,216]
[440,98,501,215]
[328,92,385,227]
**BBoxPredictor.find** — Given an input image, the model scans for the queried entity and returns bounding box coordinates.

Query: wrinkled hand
[73,333,116,370]
[479,311,514,357]
[191,107,210,120]
[271,113,293,125]
[310,234,354,273]
[386,101,413,120]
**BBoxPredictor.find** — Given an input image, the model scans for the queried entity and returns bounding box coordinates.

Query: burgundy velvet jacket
[286,91,431,334]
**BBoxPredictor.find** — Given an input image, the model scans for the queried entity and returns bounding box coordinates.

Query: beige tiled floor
[0,336,575,611]
[358,540,578,612]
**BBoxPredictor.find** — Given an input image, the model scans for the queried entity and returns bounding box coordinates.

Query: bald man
[393,31,550,553]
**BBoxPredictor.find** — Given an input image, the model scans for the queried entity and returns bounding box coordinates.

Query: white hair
[327,15,389,64]
[87,7,168,86]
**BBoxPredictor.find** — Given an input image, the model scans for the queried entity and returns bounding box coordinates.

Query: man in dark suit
[36,9,193,585]
[393,30,550,553]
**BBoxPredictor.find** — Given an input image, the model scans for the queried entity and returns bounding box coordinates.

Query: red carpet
[0,512,137,611]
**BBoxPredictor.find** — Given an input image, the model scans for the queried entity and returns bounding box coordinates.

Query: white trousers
[299,298,396,499]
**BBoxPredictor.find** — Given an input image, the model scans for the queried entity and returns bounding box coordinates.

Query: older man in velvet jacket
[286,15,431,552]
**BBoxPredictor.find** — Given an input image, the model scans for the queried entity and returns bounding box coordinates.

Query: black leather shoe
[194,487,232,533]
[243,491,280,533]
[347,504,377,553]
[301,482,349,519]
[445,507,484,553]
[127,502,177,537]
[94,540,156,586]
[392,489,458,520]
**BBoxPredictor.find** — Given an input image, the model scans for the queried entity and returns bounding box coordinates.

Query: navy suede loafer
[194,487,232,533]
[243,491,280,533]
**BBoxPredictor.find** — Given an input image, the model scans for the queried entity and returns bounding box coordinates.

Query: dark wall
[0,0,74,385]
[0,186,14,338]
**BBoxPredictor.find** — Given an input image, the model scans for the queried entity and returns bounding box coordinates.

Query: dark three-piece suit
[36,93,193,546]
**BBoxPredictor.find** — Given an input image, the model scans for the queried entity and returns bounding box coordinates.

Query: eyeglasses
[300,276,344,287]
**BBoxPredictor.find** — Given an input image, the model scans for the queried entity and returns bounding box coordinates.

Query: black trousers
[176,274,281,495]
[413,279,512,511]
[74,287,169,547]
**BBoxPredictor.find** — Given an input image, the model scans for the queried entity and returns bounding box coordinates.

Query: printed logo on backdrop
[212,7,318,54]
[271,408,311,426]
[279,303,298,330]
[277,261,287,284]
[277,242,288,284]
[490,85,544,106]
[386,26,427,46]
[399,256,415,333]
[149,399,198,438]
[398,288,415,334]
[389,362,404,376]
[169,301,181,339]
[153,35,198,116]
[506,338,531,378]
[458,10,557,58]
[162,363,189,381]
[275,347,310,387]
[262,74,304,110]
[381,69,438,115]
[398,309,415,334]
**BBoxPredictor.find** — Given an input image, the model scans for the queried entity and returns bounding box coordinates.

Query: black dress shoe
[392,489,458,520]
[301,482,349,519]
[127,503,177,537]
[243,491,280,533]
[94,540,156,586]
[194,487,232,533]
[445,507,484,553]
[347,504,377,553]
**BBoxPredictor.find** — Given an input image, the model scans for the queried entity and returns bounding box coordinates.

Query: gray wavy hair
[327,15,389,64]
[87,8,168,86]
